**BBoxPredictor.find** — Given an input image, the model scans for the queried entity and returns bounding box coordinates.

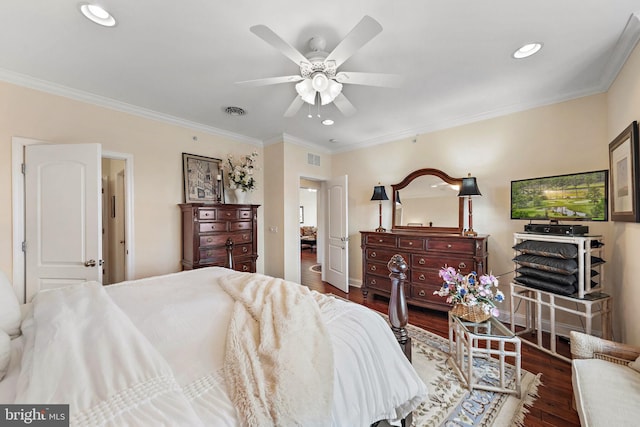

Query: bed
[0,259,427,426]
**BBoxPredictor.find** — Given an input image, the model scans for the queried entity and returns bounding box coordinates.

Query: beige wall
[606,41,640,345]
[333,93,611,332]
[0,81,264,282]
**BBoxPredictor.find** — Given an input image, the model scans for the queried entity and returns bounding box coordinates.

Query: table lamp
[371,184,389,232]
[457,174,482,236]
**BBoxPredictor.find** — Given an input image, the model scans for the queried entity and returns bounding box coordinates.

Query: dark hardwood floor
[300,251,581,427]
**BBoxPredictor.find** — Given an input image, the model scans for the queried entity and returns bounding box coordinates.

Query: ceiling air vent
[223,106,247,116]
[307,153,320,166]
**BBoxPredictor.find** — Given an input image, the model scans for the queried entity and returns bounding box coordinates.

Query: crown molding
[0,68,263,147]
[599,12,640,91]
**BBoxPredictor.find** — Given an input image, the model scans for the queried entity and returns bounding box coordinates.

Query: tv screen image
[511,170,609,221]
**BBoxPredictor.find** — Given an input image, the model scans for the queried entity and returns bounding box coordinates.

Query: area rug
[310,264,321,273]
[404,322,541,427]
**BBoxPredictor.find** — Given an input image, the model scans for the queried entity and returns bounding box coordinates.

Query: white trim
[0,68,263,147]
[102,151,136,280]
[599,12,640,91]
[11,137,45,302]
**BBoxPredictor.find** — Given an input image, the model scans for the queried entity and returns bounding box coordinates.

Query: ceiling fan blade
[332,93,357,117]
[335,71,402,88]
[236,75,304,87]
[325,16,383,68]
[250,25,308,66]
[284,96,305,117]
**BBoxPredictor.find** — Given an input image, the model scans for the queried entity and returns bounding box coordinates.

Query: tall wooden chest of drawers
[360,231,488,312]
[180,203,259,272]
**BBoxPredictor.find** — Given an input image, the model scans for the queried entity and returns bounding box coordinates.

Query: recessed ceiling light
[80,4,116,27]
[321,119,334,126]
[513,43,542,59]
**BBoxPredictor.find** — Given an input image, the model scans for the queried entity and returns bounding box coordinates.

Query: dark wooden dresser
[360,231,488,312]
[180,203,259,272]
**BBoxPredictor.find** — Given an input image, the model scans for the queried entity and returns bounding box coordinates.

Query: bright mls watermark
[0,405,69,426]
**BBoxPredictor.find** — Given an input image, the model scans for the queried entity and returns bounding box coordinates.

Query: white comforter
[12,267,427,426]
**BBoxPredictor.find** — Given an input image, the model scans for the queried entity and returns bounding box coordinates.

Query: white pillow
[629,355,640,373]
[0,270,21,337]
[0,330,10,381]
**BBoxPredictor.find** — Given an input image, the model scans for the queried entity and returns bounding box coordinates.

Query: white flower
[224,152,258,192]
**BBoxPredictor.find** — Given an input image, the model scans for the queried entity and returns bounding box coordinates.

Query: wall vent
[307,153,320,166]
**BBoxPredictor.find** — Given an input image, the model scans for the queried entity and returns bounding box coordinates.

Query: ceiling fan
[236,16,401,117]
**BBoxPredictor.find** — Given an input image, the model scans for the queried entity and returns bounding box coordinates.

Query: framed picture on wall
[182,153,223,204]
[609,121,640,222]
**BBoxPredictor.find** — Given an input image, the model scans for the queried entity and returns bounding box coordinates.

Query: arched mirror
[392,168,464,234]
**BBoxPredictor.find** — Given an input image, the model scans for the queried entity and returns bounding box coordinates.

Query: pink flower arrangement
[434,266,504,317]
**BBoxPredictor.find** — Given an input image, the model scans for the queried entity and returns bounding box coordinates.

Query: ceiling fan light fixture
[513,42,542,59]
[296,79,316,104]
[79,4,116,27]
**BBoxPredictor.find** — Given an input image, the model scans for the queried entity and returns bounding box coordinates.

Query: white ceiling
[2,1,640,153]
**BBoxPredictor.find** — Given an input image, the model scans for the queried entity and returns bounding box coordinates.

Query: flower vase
[234,188,247,204]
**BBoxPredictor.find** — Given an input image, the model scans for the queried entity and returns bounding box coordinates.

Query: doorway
[299,179,320,286]
[101,158,127,285]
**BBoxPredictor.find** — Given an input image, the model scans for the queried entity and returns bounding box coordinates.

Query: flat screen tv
[511,170,609,221]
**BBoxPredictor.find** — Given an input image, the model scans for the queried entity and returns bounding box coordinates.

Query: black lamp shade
[457,177,482,197]
[371,185,389,201]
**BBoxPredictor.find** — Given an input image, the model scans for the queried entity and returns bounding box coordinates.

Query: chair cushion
[572,358,640,426]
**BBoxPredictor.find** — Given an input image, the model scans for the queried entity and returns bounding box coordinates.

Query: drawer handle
[226,212,232,217]
[371,265,377,271]
[418,290,426,297]
[458,262,467,269]
[418,274,425,281]
[242,265,248,271]
[206,237,213,243]
[447,244,452,248]
[243,234,249,240]
[371,279,377,285]
[371,252,377,258]
[242,247,248,253]
[206,251,213,257]
[378,239,383,243]
[418,258,425,265]
[408,241,413,246]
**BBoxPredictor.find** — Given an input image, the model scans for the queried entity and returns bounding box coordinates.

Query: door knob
[84,259,97,267]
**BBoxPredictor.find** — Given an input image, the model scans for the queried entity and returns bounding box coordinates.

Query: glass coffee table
[448,312,522,397]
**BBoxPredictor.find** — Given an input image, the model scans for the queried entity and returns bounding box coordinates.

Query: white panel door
[25,143,102,301]
[324,175,349,293]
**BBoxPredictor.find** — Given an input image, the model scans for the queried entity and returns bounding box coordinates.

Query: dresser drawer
[198,209,216,220]
[365,248,398,263]
[365,261,390,277]
[233,243,252,256]
[218,209,239,220]
[398,237,426,251]
[411,269,441,284]
[233,259,255,273]
[199,222,227,233]
[228,231,252,244]
[428,238,476,254]
[230,221,252,231]
[238,209,253,219]
[411,283,447,305]
[365,234,397,247]
[364,274,392,293]
[199,247,227,261]
[411,254,474,272]
[199,234,229,247]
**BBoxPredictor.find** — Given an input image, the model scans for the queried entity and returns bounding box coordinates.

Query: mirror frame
[391,168,464,234]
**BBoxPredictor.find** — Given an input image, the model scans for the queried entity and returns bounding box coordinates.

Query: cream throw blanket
[219,272,334,427]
